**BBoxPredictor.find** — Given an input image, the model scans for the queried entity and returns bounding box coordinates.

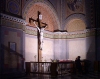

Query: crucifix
[29,11,48,62]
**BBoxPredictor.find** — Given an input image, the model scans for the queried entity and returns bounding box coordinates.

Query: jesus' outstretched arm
[33,21,40,32]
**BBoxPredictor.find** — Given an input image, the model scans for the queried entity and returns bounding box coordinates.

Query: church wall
[53,35,96,61]
[25,32,54,62]
[86,36,96,61]
[24,26,55,62]
[54,39,68,60]
[42,38,54,62]
[24,29,96,62]
[53,29,96,62]
[67,38,87,60]
[0,13,25,77]
[25,34,38,62]
[67,36,95,61]
[0,26,24,76]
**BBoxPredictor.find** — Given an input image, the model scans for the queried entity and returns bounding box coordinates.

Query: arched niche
[64,14,86,32]
[22,0,60,32]
[66,19,86,32]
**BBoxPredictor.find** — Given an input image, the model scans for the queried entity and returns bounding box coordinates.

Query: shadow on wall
[85,37,96,71]
[0,44,25,76]
[96,35,100,61]
[86,42,95,61]
[86,34,100,61]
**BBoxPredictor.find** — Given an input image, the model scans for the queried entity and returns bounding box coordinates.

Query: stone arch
[22,0,60,32]
[64,14,87,32]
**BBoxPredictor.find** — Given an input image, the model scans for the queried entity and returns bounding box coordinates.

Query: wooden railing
[25,61,75,76]
[25,60,99,76]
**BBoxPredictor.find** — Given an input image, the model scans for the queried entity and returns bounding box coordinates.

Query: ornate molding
[0,13,26,25]
[1,13,97,39]
[53,29,95,39]
[25,26,37,36]
[24,27,96,39]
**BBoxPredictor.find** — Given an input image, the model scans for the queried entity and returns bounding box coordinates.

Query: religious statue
[29,11,47,50]
[33,21,47,50]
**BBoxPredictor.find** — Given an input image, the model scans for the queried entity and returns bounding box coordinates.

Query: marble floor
[16,72,100,79]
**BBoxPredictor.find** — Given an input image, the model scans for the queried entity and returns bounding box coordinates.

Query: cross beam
[29,11,48,62]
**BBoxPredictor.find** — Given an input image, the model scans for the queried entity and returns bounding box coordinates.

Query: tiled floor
[16,72,100,79]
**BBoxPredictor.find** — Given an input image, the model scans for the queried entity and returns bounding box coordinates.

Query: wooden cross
[29,11,48,62]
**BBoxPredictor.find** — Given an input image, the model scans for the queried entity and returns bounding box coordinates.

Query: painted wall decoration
[66,0,85,17]
[67,0,82,11]
[6,0,21,15]
[8,1,19,14]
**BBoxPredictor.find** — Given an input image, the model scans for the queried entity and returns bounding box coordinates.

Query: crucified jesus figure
[33,21,47,50]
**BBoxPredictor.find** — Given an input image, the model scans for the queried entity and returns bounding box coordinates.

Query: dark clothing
[75,58,82,73]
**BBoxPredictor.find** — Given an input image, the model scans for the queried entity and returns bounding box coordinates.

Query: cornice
[0,13,27,25]
[53,29,95,39]
[0,13,97,39]
[25,27,96,39]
